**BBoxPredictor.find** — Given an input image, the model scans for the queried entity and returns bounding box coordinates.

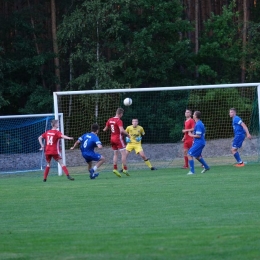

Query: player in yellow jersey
[123,119,157,171]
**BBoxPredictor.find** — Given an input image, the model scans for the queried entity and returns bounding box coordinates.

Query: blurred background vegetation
[1,0,260,116]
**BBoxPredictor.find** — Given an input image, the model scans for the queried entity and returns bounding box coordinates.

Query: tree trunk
[241,0,247,83]
[195,0,199,77]
[50,0,61,91]
[27,0,46,88]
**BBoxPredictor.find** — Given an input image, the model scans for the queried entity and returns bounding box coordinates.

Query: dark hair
[91,123,99,132]
[194,111,201,119]
[230,108,237,113]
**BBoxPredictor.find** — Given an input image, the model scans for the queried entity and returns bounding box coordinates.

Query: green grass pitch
[1,165,260,260]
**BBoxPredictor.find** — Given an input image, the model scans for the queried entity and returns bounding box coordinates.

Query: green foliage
[197,2,242,84]
[245,22,260,82]
[0,3,56,115]
[58,0,195,90]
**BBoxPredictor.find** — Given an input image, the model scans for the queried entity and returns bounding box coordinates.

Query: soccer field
[1,165,260,260]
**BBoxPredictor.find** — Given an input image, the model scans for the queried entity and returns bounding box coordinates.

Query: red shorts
[45,154,62,163]
[111,136,126,150]
[183,140,193,149]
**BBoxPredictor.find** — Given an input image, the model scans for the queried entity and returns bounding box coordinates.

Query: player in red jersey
[103,108,130,177]
[38,119,75,182]
[181,109,195,169]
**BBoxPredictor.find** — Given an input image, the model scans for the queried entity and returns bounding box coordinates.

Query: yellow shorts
[126,143,143,154]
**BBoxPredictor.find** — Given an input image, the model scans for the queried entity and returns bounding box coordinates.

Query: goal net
[53,83,260,174]
[0,113,64,174]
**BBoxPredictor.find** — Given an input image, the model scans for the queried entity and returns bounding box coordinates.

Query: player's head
[91,123,99,133]
[51,120,59,128]
[132,119,138,127]
[193,111,201,120]
[185,109,192,118]
[116,108,124,117]
[229,108,237,118]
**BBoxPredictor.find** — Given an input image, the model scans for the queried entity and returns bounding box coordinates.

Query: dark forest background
[1,0,260,115]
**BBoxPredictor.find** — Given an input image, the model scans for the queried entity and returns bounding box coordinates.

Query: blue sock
[189,160,195,173]
[234,152,242,163]
[198,158,210,169]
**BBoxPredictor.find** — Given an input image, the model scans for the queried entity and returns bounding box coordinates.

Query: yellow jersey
[125,125,145,144]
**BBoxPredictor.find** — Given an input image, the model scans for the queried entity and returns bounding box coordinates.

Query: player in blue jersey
[229,108,251,167]
[187,111,210,175]
[70,123,105,179]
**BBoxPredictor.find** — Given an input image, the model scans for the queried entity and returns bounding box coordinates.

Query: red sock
[184,156,188,167]
[44,166,50,179]
[123,165,127,170]
[62,166,69,176]
[113,165,117,170]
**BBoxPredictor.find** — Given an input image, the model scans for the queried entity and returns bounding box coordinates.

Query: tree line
[0,0,260,115]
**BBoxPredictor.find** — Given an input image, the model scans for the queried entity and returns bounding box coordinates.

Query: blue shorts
[82,152,101,163]
[188,143,205,158]
[232,134,245,149]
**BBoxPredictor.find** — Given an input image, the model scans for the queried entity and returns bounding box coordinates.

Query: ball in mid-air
[123,98,132,106]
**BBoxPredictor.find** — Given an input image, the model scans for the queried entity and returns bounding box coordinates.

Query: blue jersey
[232,116,245,136]
[78,132,101,154]
[193,120,206,145]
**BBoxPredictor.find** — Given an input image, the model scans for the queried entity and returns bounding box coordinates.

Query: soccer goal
[53,83,260,173]
[0,113,64,174]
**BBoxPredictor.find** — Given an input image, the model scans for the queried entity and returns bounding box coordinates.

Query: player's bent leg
[196,156,210,172]
[58,159,74,181]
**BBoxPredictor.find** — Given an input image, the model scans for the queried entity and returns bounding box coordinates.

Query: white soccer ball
[123,98,132,106]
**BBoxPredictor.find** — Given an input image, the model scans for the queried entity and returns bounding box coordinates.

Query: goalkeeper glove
[126,137,131,143]
[135,136,142,142]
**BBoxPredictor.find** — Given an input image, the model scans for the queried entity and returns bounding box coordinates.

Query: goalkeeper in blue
[187,111,210,175]
[229,108,251,167]
[123,119,157,172]
[70,123,105,179]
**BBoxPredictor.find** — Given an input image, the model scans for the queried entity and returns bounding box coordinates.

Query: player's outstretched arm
[119,126,130,137]
[103,126,108,131]
[70,140,80,150]
[61,134,73,140]
[241,122,252,139]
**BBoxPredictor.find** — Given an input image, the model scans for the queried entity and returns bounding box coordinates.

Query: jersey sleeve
[78,134,84,142]
[56,131,63,138]
[117,119,123,127]
[96,139,102,146]
[235,116,243,125]
[195,125,203,136]
[126,126,130,133]
[140,127,145,136]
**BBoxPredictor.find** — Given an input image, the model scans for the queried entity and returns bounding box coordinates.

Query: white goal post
[53,83,260,172]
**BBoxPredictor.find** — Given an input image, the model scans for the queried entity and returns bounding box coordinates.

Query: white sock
[93,166,97,172]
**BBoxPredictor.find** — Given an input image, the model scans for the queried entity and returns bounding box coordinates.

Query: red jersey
[184,118,195,142]
[41,129,62,155]
[105,117,123,138]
